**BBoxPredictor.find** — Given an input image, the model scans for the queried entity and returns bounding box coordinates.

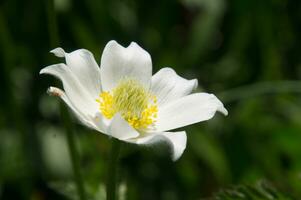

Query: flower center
[96,78,158,130]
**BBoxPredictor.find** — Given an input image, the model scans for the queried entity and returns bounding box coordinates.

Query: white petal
[100,40,152,91]
[90,112,109,134]
[107,114,140,140]
[151,67,198,106]
[47,87,97,130]
[129,131,187,161]
[156,93,228,132]
[40,63,98,117]
[51,47,101,99]
[50,88,107,133]
[50,47,65,57]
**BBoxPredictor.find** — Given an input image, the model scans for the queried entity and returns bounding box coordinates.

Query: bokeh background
[1,0,301,199]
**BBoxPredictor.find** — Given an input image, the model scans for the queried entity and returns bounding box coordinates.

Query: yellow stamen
[96,78,158,130]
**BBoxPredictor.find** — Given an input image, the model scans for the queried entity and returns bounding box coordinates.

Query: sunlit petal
[156,93,228,132]
[100,40,152,91]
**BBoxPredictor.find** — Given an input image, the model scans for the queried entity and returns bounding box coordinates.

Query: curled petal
[151,67,198,105]
[47,87,98,130]
[100,40,152,91]
[40,63,98,116]
[129,131,187,161]
[156,93,228,132]
[51,47,101,99]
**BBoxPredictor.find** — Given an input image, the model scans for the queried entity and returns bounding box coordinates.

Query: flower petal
[107,114,140,140]
[156,93,228,132]
[130,131,187,161]
[47,86,98,130]
[90,112,109,134]
[100,40,152,91]
[40,63,98,116]
[151,67,198,106]
[51,47,101,99]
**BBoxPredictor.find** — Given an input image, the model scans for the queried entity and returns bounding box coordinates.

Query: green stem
[61,104,86,200]
[45,0,87,199]
[106,139,122,200]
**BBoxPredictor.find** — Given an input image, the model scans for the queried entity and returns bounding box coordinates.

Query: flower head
[40,40,228,161]
[96,78,158,130]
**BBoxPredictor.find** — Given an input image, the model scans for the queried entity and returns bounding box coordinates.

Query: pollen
[96,78,158,130]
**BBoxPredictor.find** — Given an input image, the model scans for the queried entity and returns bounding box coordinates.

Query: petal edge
[129,131,187,161]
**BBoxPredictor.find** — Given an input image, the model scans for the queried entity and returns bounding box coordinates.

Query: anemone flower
[40,40,228,161]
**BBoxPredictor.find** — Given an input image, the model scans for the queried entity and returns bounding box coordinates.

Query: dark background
[1,0,301,199]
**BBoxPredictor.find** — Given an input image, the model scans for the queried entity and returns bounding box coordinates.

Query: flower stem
[61,105,87,200]
[45,0,87,199]
[106,139,122,200]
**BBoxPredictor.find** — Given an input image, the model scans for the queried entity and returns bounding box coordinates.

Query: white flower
[40,40,228,161]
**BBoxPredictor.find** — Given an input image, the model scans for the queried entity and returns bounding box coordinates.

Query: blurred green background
[1,0,301,199]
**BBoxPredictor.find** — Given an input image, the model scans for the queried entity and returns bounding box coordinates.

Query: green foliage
[210,181,294,200]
